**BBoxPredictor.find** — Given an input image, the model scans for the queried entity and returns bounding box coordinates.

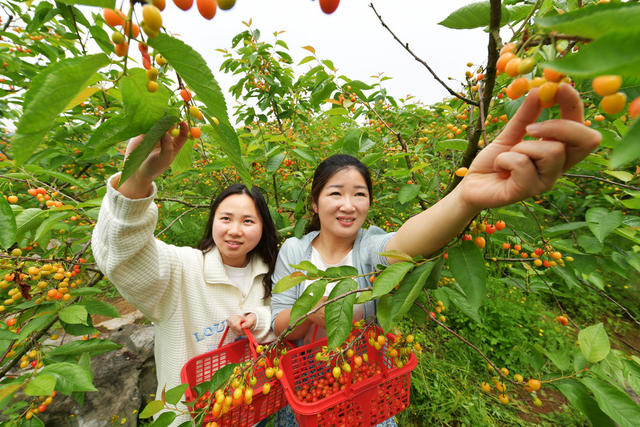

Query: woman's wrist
[114,172,155,200]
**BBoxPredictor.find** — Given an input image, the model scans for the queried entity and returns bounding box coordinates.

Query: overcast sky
[158,0,490,111]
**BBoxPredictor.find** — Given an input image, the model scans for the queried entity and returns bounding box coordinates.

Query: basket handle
[216,325,256,349]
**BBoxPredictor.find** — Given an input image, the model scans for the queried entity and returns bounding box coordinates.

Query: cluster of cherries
[294,360,382,404]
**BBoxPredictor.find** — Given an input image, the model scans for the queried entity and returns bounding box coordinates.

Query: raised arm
[91,123,190,322]
[386,83,601,259]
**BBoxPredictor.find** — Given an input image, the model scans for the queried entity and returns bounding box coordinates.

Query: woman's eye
[329,191,340,196]
[244,219,254,224]
[356,192,367,197]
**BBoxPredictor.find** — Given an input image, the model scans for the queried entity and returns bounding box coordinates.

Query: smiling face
[212,193,263,267]
[312,167,371,242]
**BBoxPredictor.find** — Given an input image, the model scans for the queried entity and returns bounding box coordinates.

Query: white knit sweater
[92,174,275,424]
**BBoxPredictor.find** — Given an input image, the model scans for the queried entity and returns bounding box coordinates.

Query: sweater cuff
[106,173,157,219]
[252,306,272,343]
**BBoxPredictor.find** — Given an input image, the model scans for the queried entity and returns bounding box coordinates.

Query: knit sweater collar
[203,247,268,285]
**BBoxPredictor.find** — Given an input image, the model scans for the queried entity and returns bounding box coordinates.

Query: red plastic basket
[180,327,288,426]
[279,326,417,427]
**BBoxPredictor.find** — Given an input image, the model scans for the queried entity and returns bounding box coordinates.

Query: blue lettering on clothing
[193,319,228,343]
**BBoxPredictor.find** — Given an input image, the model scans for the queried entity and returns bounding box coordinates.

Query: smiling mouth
[225,241,243,247]
[337,217,355,225]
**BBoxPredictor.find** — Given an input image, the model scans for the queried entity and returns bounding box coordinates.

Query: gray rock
[33,323,158,426]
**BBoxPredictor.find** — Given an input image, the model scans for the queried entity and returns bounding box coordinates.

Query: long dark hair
[196,184,278,299]
[309,154,373,231]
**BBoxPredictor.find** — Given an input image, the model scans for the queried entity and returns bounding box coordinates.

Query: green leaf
[273,273,307,294]
[397,184,420,204]
[447,241,486,310]
[15,208,48,243]
[544,30,640,78]
[294,218,308,239]
[149,34,251,185]
[11,54,110,164]
[552,266,581,289]
[390,261,436,321]
[536,3,640,39]
[378,250,413,262]
[164,383,188,406]
[0,384,21,403]
[544,221,587,237]
[209,363,237,393]
[171,139,194,174]
[554,379,615,427]
[288,261,323,278]
[81,299,120,318]
[323,265,358,279]
[57,0,115,6]
[18,313,56,341]
[604,170,634,183]
[0,330,17,340]
[34,211,68,248]
[534,344,571,371]
[439,1,492,29]
[376,294,394,333]
[139,400,164,419]
[439,287,482,324]
[48,339,121,357]
[150,411,176,426]
[340,128,361,157]
[310,80,336,108]
[289,280,326,328]
[435,139,467,152]
[40,362,97,393]
[611,119,640,168]
[578,234,604,254]
[266,152,285,174]
[24,373,57,397]
[58,305,89,325]
[298,55,315,66]
[0,196,16,249]
[581,376,640,427]
[120,115,178,186]
[371,262,413,299]
[586,208,623,243]
[623,359,640,396]
[578,323,611,363]
[355,290,373,304]
[84,69,172,156]
[325,279,357,349]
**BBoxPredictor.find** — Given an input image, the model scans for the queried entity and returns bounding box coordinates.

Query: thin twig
[415,299,519,386]
[531,268,579,329]
[361,100,427,210]
[155,197,209,209]
[512,0,543,41]
[564,173,640,192]
[520,201,549,247]
[2,14,12,32]
[369,3,478,107]
[155,207,197,237]
[445,0,501,194]
[578,279,640,327]
[0,272,104,377]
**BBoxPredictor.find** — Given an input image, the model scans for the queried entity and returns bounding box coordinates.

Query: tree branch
[563,173,640,192]
[369,3,479,107]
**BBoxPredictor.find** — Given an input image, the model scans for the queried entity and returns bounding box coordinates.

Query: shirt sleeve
[270,238,302,330]
[361,226,396,267]
[91,174,185,323]
[249,303,276,344]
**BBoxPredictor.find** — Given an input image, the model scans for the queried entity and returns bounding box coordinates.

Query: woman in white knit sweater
[92,123,278,424]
